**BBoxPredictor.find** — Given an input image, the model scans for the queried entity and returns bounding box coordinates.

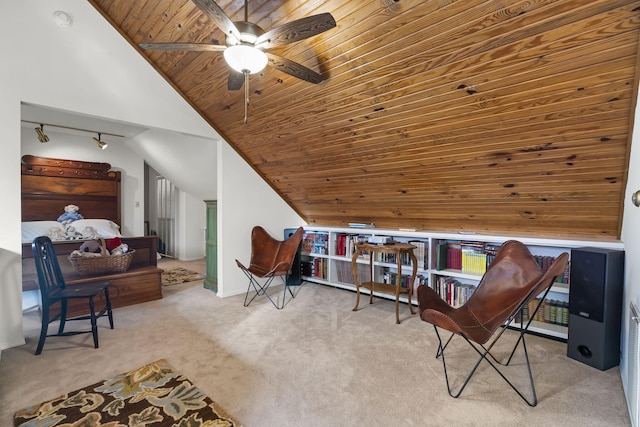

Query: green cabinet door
[204,200,217,291]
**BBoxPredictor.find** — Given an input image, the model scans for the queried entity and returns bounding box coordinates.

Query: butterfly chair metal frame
[236,226,303,310]
[418,240,569,406]
[32,236,114,355]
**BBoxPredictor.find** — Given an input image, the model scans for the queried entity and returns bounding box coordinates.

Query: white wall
[127,128,218,202]
[178,192,207,261]
[217,141,305,297]
[0,0,305,353]
[620,94,640,404]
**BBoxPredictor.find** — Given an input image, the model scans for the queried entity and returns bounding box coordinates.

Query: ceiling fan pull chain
[244,70,250,125]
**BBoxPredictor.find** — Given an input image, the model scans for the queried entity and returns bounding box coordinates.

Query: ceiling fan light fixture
[223,45,268,74]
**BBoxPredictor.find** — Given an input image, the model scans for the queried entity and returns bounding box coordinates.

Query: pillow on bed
[21,221,66,243]
[71,219,122,238]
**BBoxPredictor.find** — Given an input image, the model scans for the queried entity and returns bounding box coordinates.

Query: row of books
[382,272,426,299]
[461,250,488,275]
[518,298,569,327]
[381,270,428,288]
[333,234,429,269]
[372,251,414,266]
[408,240,428,270]
[335,233,359,257]
[436,240,570,284]
[533,255,570,283]
[334,260,371,284]
[436,240,498,274]
[429,277,476,307]
[301,256,327,279]
[302,232,329,255]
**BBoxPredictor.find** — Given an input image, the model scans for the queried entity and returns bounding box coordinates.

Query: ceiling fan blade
[191,0,241,41]
[139,42,226,52]
[255,13,336,49]
[265,52,324,84]
[228,70,245,90]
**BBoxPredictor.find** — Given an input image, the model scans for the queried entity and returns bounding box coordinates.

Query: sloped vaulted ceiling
[88,0,640,240]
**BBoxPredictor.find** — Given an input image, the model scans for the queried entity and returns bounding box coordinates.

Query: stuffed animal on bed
[64,225,83,240]
[47,226,66,241]
[80,226,101,240]
[57,204,84,226]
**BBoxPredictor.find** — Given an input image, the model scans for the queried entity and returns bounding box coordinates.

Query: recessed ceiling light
[53,11,73,28]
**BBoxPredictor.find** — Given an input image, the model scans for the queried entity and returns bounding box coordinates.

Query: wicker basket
[69,238,135,276]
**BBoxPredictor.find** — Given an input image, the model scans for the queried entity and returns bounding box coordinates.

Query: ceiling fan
[140,0,336,123]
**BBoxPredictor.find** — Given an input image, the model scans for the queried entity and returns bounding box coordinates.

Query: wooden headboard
[21,155,121,226]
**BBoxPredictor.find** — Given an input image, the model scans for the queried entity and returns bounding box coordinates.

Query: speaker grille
[569,249,606,322]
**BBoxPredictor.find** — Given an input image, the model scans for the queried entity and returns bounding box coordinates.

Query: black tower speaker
[567,247,624,370]
[284,228,302,286]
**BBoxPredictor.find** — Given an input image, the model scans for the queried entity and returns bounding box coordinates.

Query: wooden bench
[22,236,163,318]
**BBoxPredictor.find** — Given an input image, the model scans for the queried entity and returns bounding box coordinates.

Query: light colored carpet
[0,258,631,426]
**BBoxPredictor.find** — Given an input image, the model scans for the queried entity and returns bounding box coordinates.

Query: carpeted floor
[0,257,631,426]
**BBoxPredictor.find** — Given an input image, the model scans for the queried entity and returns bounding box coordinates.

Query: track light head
[93,133,108,149]
[35,124,49,143]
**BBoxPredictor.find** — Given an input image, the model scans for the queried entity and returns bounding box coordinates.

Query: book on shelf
[373,250,413,266]
[442,240,501,275]
[521,297,569,327]
[446,240,462,270]
[532,254,571,284]
[408,240,427,270]
[312,257,327,279]
[335,233,355,257]
[348,223,375,229]
[460,241,488,275]
[302,232,329,255]
[336,260,371,285]
[301,255,328,279]
[484,244,500,267]
[381,270,426,290]
[435,242,447,270]
[431,276,475,307]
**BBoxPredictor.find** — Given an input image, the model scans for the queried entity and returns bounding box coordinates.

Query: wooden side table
[351,242,417,324]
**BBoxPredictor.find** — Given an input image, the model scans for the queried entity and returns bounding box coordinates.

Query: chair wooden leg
[89,297,99,349]
[58,300,67,334]
[35,305,50,356]
[104,288,114,329]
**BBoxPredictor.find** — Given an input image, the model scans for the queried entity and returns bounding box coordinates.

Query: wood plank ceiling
[89,0,640,240]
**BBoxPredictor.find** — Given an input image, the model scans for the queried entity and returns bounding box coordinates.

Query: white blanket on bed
[21,219,121,244]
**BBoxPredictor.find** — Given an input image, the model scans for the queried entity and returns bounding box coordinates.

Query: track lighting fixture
[93,133,108,150]
[35,124,49,143]
[22,120,123,149]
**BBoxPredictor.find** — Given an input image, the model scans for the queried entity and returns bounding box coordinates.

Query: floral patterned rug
[14,359,239,426]
[161,267,206,286]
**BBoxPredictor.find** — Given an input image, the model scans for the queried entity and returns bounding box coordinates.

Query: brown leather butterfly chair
[417,240,569,406]
[236,226,304,309]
